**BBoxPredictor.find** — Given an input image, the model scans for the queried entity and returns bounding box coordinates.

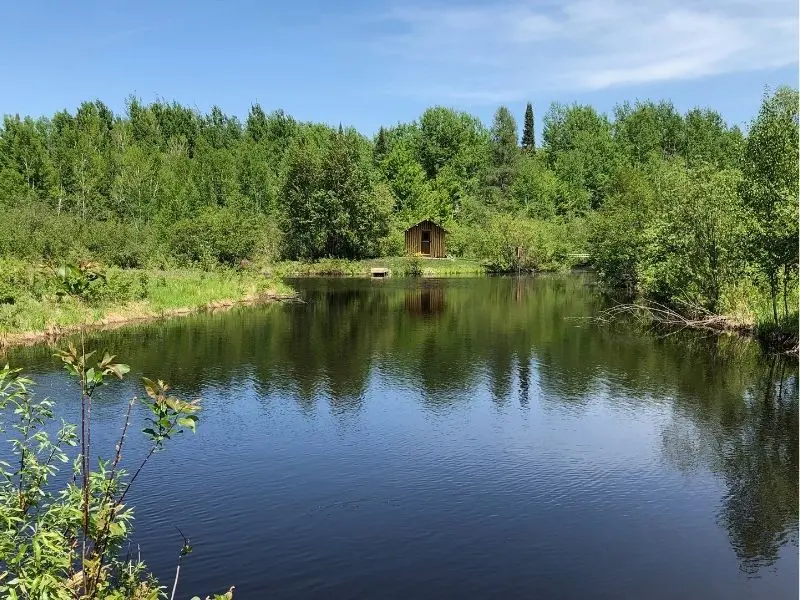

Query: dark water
[6,276,798,599]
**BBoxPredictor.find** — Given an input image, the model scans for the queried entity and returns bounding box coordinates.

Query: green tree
[72,101,115,220]
[110,122,161,221]
[739,87,799,323]
[642,162,745,313]
[381,141,430,216]
[0,115,54,202]
[417,106,487,180]
[613,100,685,163]
[279,128,388,259]
[521,102,535,152]
[374,126,389,164]
[543,103,618,211]
[511,154,559,219]
[485,106,520,202]
[684,108,742,169]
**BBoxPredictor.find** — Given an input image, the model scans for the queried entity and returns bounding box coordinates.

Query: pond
[6,275,798,599]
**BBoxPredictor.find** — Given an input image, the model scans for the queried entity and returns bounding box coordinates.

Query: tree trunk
[770,274,779,325]
[782,263,789,319]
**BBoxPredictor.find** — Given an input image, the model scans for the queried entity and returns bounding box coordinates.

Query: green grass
[0,261,293,343]
[268,256,486,277]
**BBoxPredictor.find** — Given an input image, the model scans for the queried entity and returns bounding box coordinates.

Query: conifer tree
[374,126,389,163]
[521,102,535,152]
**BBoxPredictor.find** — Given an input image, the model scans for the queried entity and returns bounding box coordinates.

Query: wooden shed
[404,220,447,258]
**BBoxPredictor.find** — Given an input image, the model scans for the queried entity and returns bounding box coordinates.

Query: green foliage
[640,163,746,313]
[739,87,799,324]
[280,128,389,260]
[589,166,657,291]
[402,254,423,277]
[169,207,266,267]
[613,100,685,163]
[543,102,618,211]
[465,214,577,272]
[511,154,559,219]
[51,261,107,301]
[521,103,535,152]
[484,106,520,205]
[0,338,232,598]
[0,90,797,345]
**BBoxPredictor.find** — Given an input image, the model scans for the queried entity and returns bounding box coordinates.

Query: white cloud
[376,0,797,102]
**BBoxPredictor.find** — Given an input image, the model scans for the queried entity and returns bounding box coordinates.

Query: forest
[0,88,797,340]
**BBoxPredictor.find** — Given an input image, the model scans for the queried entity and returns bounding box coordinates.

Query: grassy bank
[269,256,487,277]
[0,260,293,347]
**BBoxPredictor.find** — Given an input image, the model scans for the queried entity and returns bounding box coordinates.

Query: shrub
[463,214,578,273]
[81,220,154,268]
[403,254,423,277]
[0,346,237,599]
[168,207,265,267]
[0,203,84,261]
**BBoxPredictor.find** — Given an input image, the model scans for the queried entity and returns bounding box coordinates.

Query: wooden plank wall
[404,220,446,257]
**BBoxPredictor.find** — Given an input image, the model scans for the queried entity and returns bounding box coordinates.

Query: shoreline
[593,300,798,354]
[0,290,297,350]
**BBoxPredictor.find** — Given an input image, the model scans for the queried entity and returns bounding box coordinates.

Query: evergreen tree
[521,102,535,152]
[485,106,519,202]
[374,126,389,163]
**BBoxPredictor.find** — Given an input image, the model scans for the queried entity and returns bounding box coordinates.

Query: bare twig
[170,527,192,600]
[88,397,137,594]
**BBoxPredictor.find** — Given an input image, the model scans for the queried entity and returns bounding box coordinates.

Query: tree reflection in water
[8,275,797,575]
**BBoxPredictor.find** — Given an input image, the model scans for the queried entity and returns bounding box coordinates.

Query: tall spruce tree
[484,106,519,203]
[374,126,389,163]
[521,102,535,152]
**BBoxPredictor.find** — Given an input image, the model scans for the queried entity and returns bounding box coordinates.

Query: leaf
[105,363,130,379]
[178,416,197,433]
[142,377,159,399]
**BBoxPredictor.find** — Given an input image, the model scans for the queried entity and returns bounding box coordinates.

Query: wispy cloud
[375,0,797,102]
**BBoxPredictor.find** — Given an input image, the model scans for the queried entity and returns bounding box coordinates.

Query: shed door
[421,230,431,255]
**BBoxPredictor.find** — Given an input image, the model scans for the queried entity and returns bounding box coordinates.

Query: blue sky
[1,0,797,134]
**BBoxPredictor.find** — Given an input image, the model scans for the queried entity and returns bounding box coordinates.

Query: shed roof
[405,219,449,233]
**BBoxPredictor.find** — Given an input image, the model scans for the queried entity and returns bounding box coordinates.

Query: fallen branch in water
[591,300,754,337]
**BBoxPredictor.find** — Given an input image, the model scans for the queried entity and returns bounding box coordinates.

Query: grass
[268,256,486,277]
[0,262,293,346]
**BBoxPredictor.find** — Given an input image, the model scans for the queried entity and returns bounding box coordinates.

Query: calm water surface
[7,276,798,599]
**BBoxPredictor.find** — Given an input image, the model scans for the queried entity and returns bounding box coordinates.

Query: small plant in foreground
[0,340,232,599]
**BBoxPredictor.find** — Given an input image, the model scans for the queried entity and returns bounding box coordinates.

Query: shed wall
[404,220,446,258]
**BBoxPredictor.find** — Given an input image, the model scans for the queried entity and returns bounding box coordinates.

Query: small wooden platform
[370,268,390,278]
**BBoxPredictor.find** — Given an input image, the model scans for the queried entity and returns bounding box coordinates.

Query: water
[6,276,798,599]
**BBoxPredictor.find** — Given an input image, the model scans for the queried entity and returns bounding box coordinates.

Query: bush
[252,218,284,264]
[81,220,154,268]
[639,163,745,313]
[379,225,406,257]
[588,166,656,292]
[168,207,265,267]
[461,214,578,273]
[89,268,150,304]
[0,347,237,598]
[0,203,84,261]
[402,255,423,277]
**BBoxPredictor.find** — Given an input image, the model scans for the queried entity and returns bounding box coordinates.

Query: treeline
[0,89,797,327]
